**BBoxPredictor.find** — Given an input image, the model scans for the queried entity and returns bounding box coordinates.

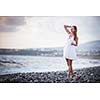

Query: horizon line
[0,40,99,50]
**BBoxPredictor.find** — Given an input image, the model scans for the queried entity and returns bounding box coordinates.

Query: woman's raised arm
[64,25,71,34]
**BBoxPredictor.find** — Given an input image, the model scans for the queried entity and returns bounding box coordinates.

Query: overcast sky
[0,16,100,49]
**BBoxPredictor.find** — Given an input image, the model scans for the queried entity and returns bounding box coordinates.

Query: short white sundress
[63,34,77,60]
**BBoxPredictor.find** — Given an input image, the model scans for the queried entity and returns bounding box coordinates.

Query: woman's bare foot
[68,72,78,80]
[68,73,73,79]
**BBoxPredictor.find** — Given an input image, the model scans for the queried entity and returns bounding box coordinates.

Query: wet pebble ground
[0,66,100,83]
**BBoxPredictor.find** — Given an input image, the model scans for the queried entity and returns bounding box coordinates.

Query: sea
[0,55,100,75]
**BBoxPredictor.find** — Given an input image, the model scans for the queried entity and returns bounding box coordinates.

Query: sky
[0,16,100,49]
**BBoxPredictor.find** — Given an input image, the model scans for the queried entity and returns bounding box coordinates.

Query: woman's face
[71,26,76,33]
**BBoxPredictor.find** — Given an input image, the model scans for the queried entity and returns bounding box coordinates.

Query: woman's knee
[69,60,72,66]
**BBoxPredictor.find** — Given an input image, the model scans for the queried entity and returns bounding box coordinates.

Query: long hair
[72,26,78,40]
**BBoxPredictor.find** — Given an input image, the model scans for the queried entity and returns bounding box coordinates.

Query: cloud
[0,25,17,32]
[0,16,26,32]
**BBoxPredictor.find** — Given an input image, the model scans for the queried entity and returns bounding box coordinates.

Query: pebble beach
[0,66,100,83]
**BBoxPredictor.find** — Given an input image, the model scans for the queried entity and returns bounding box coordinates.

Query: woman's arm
[64,25,71,34]
[71,38,78,46]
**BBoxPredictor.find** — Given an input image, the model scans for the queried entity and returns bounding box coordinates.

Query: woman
[63,25,78,79]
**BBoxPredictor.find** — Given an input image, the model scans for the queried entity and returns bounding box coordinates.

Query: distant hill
[0,40,100,57]
[78,40,100,52]
[77,40,100,57]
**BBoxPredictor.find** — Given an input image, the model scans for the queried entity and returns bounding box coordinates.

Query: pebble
[90,73,93,76]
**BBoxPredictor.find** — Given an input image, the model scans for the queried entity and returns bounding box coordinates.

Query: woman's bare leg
[65,59,70,76]
[67,59,73,78]
[65,58,69,66]
[65,59,73,77]
[69,60,73,76]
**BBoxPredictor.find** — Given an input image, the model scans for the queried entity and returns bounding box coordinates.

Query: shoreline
[0,66,100,83]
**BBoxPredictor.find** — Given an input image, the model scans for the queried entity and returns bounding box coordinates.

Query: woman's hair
[72,26,78,40]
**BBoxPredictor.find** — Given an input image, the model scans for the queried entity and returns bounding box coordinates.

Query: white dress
[63,34,77,60]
